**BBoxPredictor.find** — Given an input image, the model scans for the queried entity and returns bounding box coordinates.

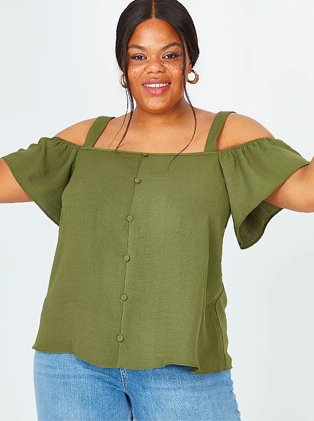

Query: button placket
[117,161,145,350]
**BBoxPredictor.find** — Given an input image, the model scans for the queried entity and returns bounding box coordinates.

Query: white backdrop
[0,1,313,420]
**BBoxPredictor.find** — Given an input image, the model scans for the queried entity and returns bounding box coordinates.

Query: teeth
[144,83,170,88]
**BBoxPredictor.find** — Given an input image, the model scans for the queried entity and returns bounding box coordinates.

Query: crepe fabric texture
[2,111,310,374]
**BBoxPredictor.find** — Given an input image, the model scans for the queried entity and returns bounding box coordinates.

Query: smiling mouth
[142,83,171,95]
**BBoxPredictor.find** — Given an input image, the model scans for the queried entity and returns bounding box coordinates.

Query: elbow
[303,200,314,213]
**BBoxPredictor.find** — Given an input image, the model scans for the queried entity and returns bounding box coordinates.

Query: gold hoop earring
[187,69,199,84]
[120,73,128,89]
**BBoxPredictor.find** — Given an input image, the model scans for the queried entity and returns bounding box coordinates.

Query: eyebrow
[127,41,182,51]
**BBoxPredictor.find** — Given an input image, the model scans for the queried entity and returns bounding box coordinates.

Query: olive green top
[2,111,310,374]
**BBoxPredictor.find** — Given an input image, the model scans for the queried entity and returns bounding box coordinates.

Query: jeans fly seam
[119,368,130,395]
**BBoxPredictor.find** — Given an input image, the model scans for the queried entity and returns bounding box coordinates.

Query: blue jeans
[33,350,242,421]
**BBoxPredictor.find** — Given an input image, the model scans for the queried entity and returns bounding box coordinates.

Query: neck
[130,101,193,129]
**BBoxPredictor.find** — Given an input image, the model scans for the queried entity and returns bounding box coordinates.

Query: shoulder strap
[204,111,236,152]
[83,116,114,147]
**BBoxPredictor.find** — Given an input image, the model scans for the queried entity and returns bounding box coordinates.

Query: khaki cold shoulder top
[2,111,310,374]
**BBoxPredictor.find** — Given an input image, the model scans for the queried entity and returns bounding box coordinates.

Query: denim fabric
[33,350,242,421]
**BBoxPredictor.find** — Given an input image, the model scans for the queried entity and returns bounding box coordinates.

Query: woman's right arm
[0,158,32,203]
[0,117,96,204]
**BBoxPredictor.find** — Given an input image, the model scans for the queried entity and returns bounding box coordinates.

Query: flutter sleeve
[218,137,310,249]
[2,136,80,225]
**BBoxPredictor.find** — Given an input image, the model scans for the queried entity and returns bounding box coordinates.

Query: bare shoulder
[53,117,98,146]
[219,111,275,151]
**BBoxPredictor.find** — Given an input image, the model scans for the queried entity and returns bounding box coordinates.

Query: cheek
[169,65,184,80]
[128,67,142,81]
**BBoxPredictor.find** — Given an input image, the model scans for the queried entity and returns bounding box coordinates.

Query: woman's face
[127,18,192,114]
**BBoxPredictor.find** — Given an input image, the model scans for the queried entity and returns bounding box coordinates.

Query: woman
[1,1,313,420]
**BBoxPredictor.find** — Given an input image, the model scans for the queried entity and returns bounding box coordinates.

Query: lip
[142,80,171,85]
[142,83,171,95]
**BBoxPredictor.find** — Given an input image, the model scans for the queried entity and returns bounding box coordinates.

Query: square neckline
[52,111,277,156]
[80,113,231,156]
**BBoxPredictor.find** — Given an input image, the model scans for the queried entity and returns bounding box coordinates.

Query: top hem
[32,344,232,375]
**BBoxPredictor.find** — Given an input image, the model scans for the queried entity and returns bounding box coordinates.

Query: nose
[144,57,166,73]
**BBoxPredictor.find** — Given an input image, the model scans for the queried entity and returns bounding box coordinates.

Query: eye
[130,53,180,61]
[164,53,178,59]
[131,54,145,60]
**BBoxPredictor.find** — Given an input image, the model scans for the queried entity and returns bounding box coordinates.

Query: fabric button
[120,294,128,301]
[123,255,130,262]
[134,177,141,184]
[142,153,149,157]
[117,334,124,342]
[126,215,134,222]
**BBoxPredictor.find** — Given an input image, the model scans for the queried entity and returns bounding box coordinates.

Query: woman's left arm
[226,113,314,213]
[264,157,314,212]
